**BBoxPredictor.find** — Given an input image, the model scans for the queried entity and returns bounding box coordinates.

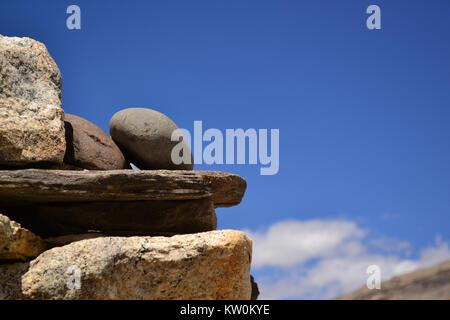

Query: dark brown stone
[1,198,217,237]
[250,275,260,300]
[44,233,105,249]
[0,169,244,237]
[63,113,129,170]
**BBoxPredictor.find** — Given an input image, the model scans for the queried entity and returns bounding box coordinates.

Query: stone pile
[0,35,257,300]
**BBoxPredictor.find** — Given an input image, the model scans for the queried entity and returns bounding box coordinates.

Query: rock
[0,214,45,261]
[250,275,260,300]
[0,169,246,206]
[63,114,129,170]
[110,108,193,170]
[0,262,30,300]
[0,35,65,168]
[0,169,245,237]
[0,230,253,300]
[337,260,450,300]
[44,233,105,249]
[3,198,217,237]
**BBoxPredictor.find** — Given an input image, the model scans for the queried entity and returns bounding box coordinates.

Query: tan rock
[1,230,252,300]
[0,35,65,167]
[0,214,46,261]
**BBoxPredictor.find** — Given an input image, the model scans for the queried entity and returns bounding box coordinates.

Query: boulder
[0,214,45,261]
[63,114,129,170]
[110,108,193,170]
[0,35,65,168]
[0,230,253,300]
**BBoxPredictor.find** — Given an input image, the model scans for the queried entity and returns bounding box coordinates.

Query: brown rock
[3,198,217,237]
[0,35,65,168]
[0,169,246,206]
[0,214,46,261]
[0,169,245,237]
[250,275,260,300]
[44,233,105,249]
[63,113,129,170]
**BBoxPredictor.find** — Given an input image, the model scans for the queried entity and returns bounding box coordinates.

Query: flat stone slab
[0,169,246,207]
[0,169,246,237]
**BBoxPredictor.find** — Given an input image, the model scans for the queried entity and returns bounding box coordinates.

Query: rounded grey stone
[110,108,193,170]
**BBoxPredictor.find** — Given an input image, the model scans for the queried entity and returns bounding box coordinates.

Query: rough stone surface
[0,230,252,300]
[110,108,193,170]
[63,114,129,170]
[0,214,45,261]
[0,35,65,167]
[0,169,246,206]
[337,260,450,300]
[0,262,29,300]
[3,198,217,237]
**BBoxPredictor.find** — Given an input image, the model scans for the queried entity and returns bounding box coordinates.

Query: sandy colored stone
[1,230,252,300]
[0,35,65,167]
[0,214,45,261]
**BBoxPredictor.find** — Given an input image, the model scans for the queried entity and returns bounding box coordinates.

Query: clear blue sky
[1,0,449,298]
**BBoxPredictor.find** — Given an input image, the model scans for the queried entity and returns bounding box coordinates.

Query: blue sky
[1,0,449,298]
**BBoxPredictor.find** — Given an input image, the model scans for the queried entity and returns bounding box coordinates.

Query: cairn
[0,35,256,300]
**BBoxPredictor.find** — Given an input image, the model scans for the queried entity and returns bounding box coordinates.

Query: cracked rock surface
[0,214,45,262]
[0,230,252,300]
[0,35,65,167]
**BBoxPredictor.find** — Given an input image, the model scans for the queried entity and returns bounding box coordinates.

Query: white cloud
[368,236,413,256]
[245,220,365,268]
[246,219,450,299]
